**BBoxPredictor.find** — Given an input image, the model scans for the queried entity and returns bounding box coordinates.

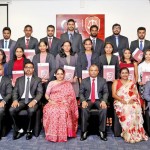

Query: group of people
[0,18,150,143]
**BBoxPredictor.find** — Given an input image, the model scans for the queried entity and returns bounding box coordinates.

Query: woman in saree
[43,68,78,142]
[112,67,148,143]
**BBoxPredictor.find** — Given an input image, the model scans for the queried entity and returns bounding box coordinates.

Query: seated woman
[112,67,148,143]
[43,68,78,142]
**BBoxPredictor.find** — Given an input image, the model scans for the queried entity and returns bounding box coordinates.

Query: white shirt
[21,76,32,99]
[90,36,97,45]
[138,61,150,82]
[3,39,10,49]
[89,77,99,99]
[0,76,2,99]
[138,39,145,49]
[25,37,31,44]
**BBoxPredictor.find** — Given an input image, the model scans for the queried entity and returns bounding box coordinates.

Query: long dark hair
[120,48,136,63]
[59,41,75,58]
[141,49,150,63]
[38,41,49,52]
[13,47,26,60]
[55,68,65,74]
[0,49,6,64]
[83,38,94,52]
[104,42,114,54]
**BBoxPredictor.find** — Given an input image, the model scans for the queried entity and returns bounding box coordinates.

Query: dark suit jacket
[94,38,105,56]
[7,58,31,78]
[32,53,56,81]
[13,76,43,102]
[130,39,150,53]
[105,35,129,56]
[0,76,12,103]
[99,54,120,79]
[60,32,83,53]
[0,39,16,60]
[77,51,99,78]
[79,76,108,103]
[40,37,61,57]
[15,36,38,54]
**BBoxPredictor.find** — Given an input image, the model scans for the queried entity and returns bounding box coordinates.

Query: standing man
[0,27,16,60]
[90,25,104,56]
[40,25,61,57]
[130,27,150,53]
[9,62,43,140]
[60,19,83,53]
[15,25,38,54]
[80,64,108,141]
[105,23,129,56]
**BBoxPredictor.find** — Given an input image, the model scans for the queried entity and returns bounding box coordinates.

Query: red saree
[43,81,78,142]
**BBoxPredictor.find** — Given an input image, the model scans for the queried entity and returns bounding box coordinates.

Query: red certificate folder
[2,48,10,62]
[12,70,24,85]
[142,72,150,84]
[103,65,115,81]
[64,65,75,81]
[38,63,49,79]
[132,48,143,63]
[82,70,89,79]
[24,49,35,61]
[128,67,135,81]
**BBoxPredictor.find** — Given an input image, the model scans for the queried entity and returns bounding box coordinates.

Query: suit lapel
[103,55,108,65]
[1,40,4,48]
[23,37,26,48]
[29,37,33,48]
[0,77,4,91]
[30,76,35,90]
[8,39,12,48]
[97,77,100,92]
[21,77,25,95]
[51,37,56,49]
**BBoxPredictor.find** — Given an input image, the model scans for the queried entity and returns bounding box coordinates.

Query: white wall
[2,0,150,43]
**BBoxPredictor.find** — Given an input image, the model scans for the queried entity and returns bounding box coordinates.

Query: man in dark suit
[60,19,83,53]
[15,25,38,54]
[0,27,16,60]
[130,27,150,53]
[0,64,12,140]
[40,25,61,57]
[80,64,108,141]
[9,62,43,140]
[105,23,129,56]
[90,25,104,56]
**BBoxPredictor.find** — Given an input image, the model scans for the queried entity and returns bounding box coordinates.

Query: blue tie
[4,40,7,49]
[139,41,143,50]
[69,33,73,43]
[115,36,119,47]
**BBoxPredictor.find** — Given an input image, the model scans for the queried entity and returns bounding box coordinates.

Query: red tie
[91,79,95,103]
[26,39,29,49]
[48,38,52,48]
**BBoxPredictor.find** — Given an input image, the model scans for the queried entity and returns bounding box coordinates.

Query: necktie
[139,41,143,50]
[69,33,73,43]
[92,39,96,50]
[25,77,30,104]
[115,36,119,47]
[4,40,7,49]
[91,79,95,103]
[48,37,52,48]
[26,39,29,49]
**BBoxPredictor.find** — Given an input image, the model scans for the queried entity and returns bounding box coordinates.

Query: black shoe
[26,132,33,140]
[80,131,88,141]
[13,131,24,140]
[99,131,107,141]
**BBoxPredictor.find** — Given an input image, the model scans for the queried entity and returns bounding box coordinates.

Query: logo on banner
[138,53,143,60]
[85,16,100,34]
[107,72,114,81]
[145,75,150,82]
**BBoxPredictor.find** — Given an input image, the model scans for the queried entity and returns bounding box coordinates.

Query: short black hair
[55,68,65,74]
[90,25,98,31]
[3,27,11,34]
[137,27,146,32]
[120,67,129,74]
[67,19,75,24]
[47,25,55,30]
[24,25,32,30]
[24,62,34,68]
[112,23,121,30]
[104,42,114,54]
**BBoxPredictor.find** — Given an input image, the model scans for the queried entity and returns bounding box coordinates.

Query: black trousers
[0,106,6,135]
[9,101,38,132]
[81,101,107,132]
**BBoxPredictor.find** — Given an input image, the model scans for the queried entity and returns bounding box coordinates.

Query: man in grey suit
[90,25,104,56]
[0,64,12,140]
[105,23,129,56]
[130,27,150,53]
[15,25,38,54]
[0,27,16,60]
[80,64,108,141]
[60,19,83,53]
[9,62,43,140]
[40,25,61,57]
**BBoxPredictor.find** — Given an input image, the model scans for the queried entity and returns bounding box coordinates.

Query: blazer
[0,39,16,60]
[98,54,120,79]
[13,76,43,102]
[0,76,12,103]
[32,53,56,81]
[130,39,150,53]
[40,36,61,57]
[15,36,38,54]
[79,76,108,103]
[77,51,99,78]
[7,58,31,78]
[60,32,83,53]
[105,35,129,56]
